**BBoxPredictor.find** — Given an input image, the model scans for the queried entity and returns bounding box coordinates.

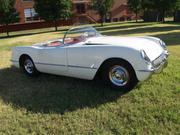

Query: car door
[36,46,68,76]
[66,45,99,80]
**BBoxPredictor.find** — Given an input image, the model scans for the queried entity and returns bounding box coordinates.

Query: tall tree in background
[128,0,141,22]
[154,0,177,22]
[141,0,178,22]
[34,0,72,31]
[0,0,19,36]
[174,0,180,22]
[93,0,114,26]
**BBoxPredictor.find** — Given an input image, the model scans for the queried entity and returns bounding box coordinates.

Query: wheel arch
[94,57,137,79]
[19,54,32,68]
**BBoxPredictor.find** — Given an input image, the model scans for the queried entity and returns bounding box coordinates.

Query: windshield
[63,26,101,45]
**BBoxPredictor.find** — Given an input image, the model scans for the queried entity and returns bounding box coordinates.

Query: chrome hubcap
[24,59,34,74]
[109,65,129,86]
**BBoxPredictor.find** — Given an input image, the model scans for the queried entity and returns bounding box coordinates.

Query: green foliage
[174,0,180,10]
[128,0,142,22]
[155,0,177,21]
[141,0,177,11]
[174,0,180,22]
[129,0,180,22]
[93,0,113,26]
[34,0,72,31]
[0,0,19,36]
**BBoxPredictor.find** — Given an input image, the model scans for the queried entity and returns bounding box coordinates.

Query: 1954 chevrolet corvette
[12,26,169,91]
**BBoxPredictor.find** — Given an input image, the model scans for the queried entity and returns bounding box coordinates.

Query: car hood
[85,36,164,60]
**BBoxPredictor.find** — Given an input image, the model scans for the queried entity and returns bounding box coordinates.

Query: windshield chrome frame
[62,26,101,44]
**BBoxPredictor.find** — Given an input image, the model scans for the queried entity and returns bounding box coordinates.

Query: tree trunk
[173,10,180,22]
[7,31,9,37]
[101,18,104,27]
[136,11,138,22]
[156,13,159,22]
[6,23,9,37]
[174,10,176,22]
[100,15,104,27]
[162,10,165,22]
[54,20,58,31]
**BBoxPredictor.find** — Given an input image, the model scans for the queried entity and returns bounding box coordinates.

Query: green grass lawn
[0,22,180,135]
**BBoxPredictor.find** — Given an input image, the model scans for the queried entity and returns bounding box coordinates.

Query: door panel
[36,46,67,75]
[67,46,99,80]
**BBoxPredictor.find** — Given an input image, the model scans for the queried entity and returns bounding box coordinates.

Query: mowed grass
[0,22,180,135]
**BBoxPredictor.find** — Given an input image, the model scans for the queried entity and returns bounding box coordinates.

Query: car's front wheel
[101,60,138,91]
[20,56,39,77]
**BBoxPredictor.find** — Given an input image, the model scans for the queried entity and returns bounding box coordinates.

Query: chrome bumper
[151,58,168,73]
[154,50,169,73]
[139,50,169,74]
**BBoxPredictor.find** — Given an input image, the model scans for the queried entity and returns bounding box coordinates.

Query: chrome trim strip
[85,43,110,46]
[138,69,154,72]
[68,65,97,69]
[35,62,66,67]
[35,62,97,70]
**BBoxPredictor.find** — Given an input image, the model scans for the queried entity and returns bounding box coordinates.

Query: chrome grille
[152,53,166,68]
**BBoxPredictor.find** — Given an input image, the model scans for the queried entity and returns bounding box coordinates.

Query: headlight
[140,50,151,63]
[159,40,167,50]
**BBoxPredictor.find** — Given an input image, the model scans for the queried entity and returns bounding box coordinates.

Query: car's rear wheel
[101,59,138,91]
[20,56,39,77]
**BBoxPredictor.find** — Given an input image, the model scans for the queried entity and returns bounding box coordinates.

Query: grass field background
[0,22,180,134]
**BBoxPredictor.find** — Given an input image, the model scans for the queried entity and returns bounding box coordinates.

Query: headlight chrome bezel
[140,50,151,64]
[159,40,167,50]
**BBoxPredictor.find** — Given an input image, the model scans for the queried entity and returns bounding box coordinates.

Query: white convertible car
[12,26,169,91]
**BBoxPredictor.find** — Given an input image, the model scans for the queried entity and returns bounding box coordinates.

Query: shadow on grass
[0,28,67,39]
[0,67,130,114]
[154,32,180,46]
[96,24,149,32]
[99,25,180,46]
[102,25,180,36]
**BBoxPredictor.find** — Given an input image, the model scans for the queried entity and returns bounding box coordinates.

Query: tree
[93,0,114,26]
[156,0,177,22]
[141,0,178,22]
[127,0,141,22]
[174,0,180,22]
[0,0,19,36]
[34,0,72,31]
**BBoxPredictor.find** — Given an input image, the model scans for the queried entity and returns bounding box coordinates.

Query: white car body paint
[11,27,168,82]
